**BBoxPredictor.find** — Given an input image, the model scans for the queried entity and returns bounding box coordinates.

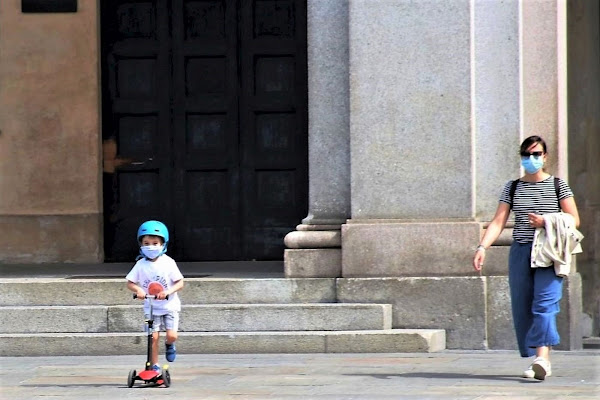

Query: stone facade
[284,0,600,348]
[0,1,598,348]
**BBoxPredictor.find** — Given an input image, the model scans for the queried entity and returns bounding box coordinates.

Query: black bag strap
[509,177,561,210]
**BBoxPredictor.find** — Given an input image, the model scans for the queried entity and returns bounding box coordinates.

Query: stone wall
[0,2,102,262]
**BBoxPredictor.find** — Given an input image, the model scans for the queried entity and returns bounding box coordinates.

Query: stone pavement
[1,350,598,399]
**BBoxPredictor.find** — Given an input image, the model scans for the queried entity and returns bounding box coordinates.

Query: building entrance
[101,0,308,261]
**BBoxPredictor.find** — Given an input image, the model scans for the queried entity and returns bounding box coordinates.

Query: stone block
[181,304,391,332]
[337,277,486,349]
[284,249,342,278]
[0,215,102,263]
[180,278,337,304]
[486,276,516,350]
[0,329,446,356]
[0,278,339,306]
[0,279,129,306]
[324,329,446,353]
[342,221,480,277]
[481,246,510,276]
[107,306,140,332]
[349,0,471,218]
[556,273,583,350]
[0,333,146,357]
[0,306,108,333]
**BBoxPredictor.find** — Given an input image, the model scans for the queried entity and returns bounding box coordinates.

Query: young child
[126,220,184,372]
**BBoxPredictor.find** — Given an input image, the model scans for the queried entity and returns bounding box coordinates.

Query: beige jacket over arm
[531,212,584,277]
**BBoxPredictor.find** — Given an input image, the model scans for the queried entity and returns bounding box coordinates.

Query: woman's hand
[528,213,545,229]
[473,249,485,271]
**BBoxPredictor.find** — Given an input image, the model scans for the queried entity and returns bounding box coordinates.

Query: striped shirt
[499,176,573,243]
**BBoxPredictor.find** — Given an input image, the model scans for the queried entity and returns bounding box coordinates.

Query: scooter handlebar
[133,294,169,300]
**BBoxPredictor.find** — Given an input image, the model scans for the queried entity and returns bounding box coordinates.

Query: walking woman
[473,135,580,380]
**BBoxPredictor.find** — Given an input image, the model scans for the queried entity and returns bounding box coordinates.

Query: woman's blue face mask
[520,153,544,174]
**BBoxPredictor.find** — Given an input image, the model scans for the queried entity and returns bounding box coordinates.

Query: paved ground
[1,350,598,399]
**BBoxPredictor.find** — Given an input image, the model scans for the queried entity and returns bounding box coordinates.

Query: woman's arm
[473,202,511,271]
[560,196,580,228]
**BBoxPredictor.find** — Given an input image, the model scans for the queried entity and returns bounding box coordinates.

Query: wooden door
[101,0,307,262]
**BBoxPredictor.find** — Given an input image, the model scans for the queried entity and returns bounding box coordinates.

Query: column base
[284,224,342,278]
[284,248,342,278]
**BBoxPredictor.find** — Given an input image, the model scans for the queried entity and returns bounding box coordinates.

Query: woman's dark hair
[520,135,547,154]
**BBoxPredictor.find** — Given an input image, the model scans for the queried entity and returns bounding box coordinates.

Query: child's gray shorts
[144,311,179,332]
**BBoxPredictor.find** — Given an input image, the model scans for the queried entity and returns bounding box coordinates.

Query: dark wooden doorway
[101,0,308,262]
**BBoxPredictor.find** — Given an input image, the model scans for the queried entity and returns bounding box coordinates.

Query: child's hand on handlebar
[155,291,169,300]
[135,290,146,300]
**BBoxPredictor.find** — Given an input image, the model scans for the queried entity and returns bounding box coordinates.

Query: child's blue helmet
[137,220,169,256]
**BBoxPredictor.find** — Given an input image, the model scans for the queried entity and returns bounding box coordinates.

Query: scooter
[127,294,171,388]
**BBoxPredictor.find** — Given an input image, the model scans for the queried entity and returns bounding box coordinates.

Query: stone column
[474,0,520,222]
[472,0,520,274]
[343,0,480,277]
[284,0,350,277]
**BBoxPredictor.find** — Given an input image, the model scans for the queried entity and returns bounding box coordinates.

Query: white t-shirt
[125,254,184,315]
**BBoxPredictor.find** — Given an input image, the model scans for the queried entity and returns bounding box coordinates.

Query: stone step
[0,278,336,306]
[582,336,600,349]
[0,303,392,333]
[0,329,446,356]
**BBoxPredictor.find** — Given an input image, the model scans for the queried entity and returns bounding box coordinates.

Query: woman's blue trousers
[508,241,563,357]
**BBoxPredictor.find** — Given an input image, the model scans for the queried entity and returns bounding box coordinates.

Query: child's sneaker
[152,364,161,373]
[165,342,176,362]
[531,357,551,380]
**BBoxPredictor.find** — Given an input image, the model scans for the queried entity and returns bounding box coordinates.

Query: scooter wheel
[127,369,136,388]
[162,369,171,388]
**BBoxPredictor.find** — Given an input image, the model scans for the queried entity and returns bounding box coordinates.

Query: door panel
[172,0,241,260]
[102,0,307,262]
[240,0,308,259]
[102,0,173,261]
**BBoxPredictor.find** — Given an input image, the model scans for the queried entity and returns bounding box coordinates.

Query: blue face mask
[140,245,163,260]
[521,155,544,174]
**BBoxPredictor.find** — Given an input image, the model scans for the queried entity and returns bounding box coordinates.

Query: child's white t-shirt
[125,254,184,315]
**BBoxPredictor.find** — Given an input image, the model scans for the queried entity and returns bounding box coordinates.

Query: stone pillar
[343,0,479,277]
[474,0,520,222]
[284,0,350,277]
[521,0,562,174]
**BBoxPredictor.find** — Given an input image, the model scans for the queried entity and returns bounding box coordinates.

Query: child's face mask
[140,245,163,260]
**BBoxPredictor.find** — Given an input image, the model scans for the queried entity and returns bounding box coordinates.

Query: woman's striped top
[499,176,573,243]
